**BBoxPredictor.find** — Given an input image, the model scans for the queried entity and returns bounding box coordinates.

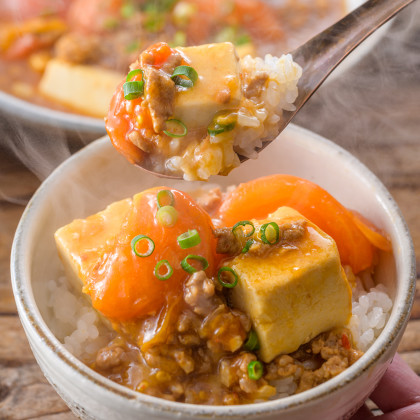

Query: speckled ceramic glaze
[11,125,416,420]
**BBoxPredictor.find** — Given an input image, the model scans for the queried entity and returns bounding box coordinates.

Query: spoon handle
[291,0,415,109]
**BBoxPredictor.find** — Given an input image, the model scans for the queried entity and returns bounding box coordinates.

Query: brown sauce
[90,270,362,405]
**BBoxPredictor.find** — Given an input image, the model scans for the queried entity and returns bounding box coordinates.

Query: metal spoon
[138,0,415,179]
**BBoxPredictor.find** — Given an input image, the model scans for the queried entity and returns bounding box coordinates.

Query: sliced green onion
[244,330,260,351]
[217,266,238,288]
[125,40,141,53]
[156,206,178,227]
[232,220,255,238]
[103,18,119,30]
[126,69,143,81]
[260,222,280,245]
[157,190,174,208]
[171,65,198,88]
[208,118,236,136]
[121,3,136,18]
[177,229,201,249]
[181,255,208,273]
[163,119,187,137]
[208,111,237,136]
[154,259,173,281]
[247,360,263,380]
[131,234,155,257]
[242,239,253,254]
[169,30,186,47]
[236,34,252,46]
[123,80,144,100]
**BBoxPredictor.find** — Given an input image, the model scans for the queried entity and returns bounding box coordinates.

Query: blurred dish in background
[0,0,382,132]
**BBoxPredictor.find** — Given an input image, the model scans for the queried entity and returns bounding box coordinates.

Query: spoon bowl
[131,0,414,177]
[239,0,415,163]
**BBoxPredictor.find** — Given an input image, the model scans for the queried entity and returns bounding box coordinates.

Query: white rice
[47,276,113,362]
[234,54,302,159]
[348,281,393,352]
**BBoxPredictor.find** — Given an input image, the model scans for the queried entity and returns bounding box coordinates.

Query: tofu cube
[39,59,123,117]
[54,198,132,290]
[174,43,242,129]
[229,207,352,363]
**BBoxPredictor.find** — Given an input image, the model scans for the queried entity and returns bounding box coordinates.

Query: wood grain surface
[0,4,419,419]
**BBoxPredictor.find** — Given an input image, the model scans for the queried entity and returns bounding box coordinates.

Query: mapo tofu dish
[105,41,302,180]
[53,174,393,405]
[0,0,346,117]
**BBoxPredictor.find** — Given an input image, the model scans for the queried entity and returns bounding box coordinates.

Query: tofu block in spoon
[173,43,242,129]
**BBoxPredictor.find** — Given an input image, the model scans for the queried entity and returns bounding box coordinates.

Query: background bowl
[0,0,387,134]
[11,124,415,420]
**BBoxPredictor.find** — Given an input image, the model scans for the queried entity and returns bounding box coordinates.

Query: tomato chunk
[84,187,217,321]
[217,174,391,273]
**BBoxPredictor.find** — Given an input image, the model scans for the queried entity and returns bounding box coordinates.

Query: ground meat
[184,271,216,315]
[144,66,176,133]
[215,88,231,104]
[92,270,360,405]
[247,220,307,257]
[265,354,300,379]
[160,51,183,74]
[54,32,100,64]
[220,352,276,397]
[267,328,363,394]
[199,304,248,353]
[214,228,242,255]
[243,72,269,99]
[281,221,306,242]
[95,345,125,371]
[128,130,154,153]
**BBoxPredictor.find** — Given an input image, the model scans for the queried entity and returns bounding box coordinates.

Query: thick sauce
[0,0,346,116]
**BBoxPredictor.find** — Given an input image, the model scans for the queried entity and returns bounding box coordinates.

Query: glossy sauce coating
[83,187,217,321]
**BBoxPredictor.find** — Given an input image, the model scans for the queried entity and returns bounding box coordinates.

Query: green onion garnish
[156,206,178,227]
[154,259,173,281]
[180,255,208,273]
[232,220,255,238]
[242,239,253,254]
[236,34,252,46]
[125,40,141,53]
[177,229,201,249]
[126,69,143,82]
[247,360,263,380]
[260,222,280,245]
[157,190,174,208]
[131,234,155,257]
[163,119,187,137]
[207,120,236,136]
[244,330,260,351]
[217,266,238,288]
[121,3,136,18]
[171,65,198,88]
[208,112,237,136]
[123,80,144,100]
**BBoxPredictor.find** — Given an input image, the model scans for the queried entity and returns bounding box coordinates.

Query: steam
[295,1,420,186]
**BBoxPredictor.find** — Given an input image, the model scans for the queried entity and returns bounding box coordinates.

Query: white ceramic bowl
[11,125,415,420]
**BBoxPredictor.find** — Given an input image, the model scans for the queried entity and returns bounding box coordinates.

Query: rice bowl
[11,125,416,419]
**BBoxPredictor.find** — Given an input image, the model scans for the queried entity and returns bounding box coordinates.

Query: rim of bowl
[11,124,416,417]
[0,90,106,133]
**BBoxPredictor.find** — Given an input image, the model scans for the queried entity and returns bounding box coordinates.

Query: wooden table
[1,5,419,419]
